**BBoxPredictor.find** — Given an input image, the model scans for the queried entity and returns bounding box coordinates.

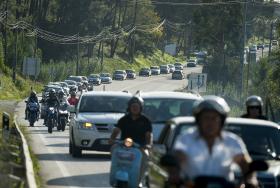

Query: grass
[19,125,42,188]
[38,49,184,83]
[0,72,43,100]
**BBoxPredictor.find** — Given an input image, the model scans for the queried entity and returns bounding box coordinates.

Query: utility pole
[240,0,248,101]
[268,22,274,59]
[130,0,138,64]
[76,33,80,76]
[4,0,8,66]
[13,28,18,82]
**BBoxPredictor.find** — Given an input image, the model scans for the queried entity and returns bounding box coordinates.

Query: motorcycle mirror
[248,160,269,173]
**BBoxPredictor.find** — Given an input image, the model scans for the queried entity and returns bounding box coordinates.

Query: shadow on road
[47,173,110,187]
[36,153,111,162]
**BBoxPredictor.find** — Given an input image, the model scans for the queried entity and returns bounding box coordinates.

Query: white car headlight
[78,122,94,130]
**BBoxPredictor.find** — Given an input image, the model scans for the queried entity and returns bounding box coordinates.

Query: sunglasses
[249,106,260,109]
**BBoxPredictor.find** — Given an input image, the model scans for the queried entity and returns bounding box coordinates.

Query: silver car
[68,91,132,157]
[137,91,202,141]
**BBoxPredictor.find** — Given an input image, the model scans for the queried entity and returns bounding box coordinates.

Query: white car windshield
[79,96,130,113]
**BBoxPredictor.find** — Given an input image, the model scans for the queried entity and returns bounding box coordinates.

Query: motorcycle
[46,106,58,133]
[110,138,148,188]
[57,102,69,131]
[26,101,39,127]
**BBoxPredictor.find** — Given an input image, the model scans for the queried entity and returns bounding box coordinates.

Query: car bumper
[73,129,112,151]
[101,80,112,84]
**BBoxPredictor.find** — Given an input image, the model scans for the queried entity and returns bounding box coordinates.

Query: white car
[137,91,202,141]
[68,91,132,157]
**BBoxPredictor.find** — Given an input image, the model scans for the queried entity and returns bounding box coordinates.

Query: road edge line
[14,115,37,188]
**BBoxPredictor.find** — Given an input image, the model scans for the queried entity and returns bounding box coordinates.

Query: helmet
[70,91,76,97]
[49,89,56,96]
[245,95,263,107]
[58,90,65,97]
[127,96,144,112]
[30,91,37,97]
[193,96,230,122]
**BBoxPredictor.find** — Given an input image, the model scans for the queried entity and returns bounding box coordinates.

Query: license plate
[100,140,109,145]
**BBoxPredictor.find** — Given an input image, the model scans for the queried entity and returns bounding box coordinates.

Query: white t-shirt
[174,127,248,181]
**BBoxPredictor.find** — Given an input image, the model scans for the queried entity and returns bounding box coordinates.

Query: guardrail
[0,112,37,188]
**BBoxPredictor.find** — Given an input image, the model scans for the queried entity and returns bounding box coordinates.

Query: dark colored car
[257,43,265,50]
[126,69,136,79]
[88,74,101,85]
[172,70,184,80]
[151,66,161,75]
[113,70,127,80]
[149,117,280,188]
[139,68,151,77]
[67,76,83,91]
[160,65,170,74]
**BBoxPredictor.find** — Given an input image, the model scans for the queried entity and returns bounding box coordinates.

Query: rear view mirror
[67,105,76,113]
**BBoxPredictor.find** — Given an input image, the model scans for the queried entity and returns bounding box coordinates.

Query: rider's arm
[145,118,153,147]
[109,127,121,144]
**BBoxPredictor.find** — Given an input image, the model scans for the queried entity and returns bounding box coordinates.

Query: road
[15,66,202,188]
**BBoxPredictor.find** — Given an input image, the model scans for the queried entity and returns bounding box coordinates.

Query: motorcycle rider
[43,89,60,125]
[67,91,79,106]
[58,90,69,104]
[109,96,153,182]
[25,90,40,120]
[241,95,268,120]
[173,96,258,187]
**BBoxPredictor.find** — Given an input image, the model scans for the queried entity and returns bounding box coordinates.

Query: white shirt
[174,127,248,181]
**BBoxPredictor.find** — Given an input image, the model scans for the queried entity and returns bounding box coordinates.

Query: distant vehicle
[113,70,127,80]
[125,69,136,79]
[100,73,112,84]
[186,59,197,67]
[272,40,278,46]
[150,66,160,75]
[64,80,78,92]
[139,68,151,77]
[174,62,183,67]
[67,76,83,91]
[249,45,257,52]
[257,43,264,50]
[88,74,101,85]
[168,64,175,73]
[138,91,202,142]
[68,91,132,157]
[172,70,184,80]
[160,65,170,74]
[194,51,207,64]
[175,64,183,70]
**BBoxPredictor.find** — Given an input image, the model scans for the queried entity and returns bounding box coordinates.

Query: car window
[226,124,280,160]
[68,77,82,82]
[143,98,196,122]
[79,95,130,113]
[115,71,124,74]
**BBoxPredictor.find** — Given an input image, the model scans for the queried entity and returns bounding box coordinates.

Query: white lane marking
[33,125,77,188]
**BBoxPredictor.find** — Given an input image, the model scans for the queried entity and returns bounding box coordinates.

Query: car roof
[64,79,77,82]
[81,91,133,97]
[168,116,280,129]
[45,84,62,89]
[138,91,202,99]
[115,70,125,72]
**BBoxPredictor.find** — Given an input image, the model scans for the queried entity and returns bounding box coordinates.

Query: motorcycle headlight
[78,122,94,130]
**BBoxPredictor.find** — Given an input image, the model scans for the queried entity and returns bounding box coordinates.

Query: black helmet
[30,91,37,97]
[70,91,76,97]
[245,95,263,107]
[49,89,56,96]
[58,90,65,97]
[127,96,144,112]
[193,96,230,125]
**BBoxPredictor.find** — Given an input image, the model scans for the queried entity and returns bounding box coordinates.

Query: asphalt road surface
[16,66,202,188]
